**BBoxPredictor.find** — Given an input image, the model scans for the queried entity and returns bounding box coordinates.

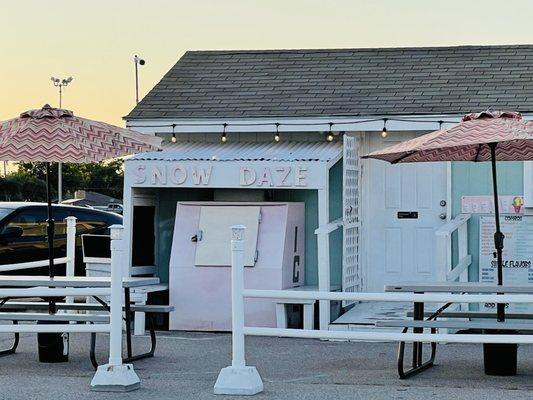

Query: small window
[1,207,48,237]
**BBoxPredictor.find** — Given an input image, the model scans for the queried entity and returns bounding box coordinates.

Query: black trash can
[37,321,69,363]
[483,330,517,376]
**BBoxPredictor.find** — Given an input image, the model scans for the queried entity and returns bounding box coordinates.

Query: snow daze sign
[128,161,327,189]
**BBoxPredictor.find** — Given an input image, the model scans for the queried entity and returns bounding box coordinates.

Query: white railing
[214,224,533,396]
[435,214,472,283]
[0,216,77,277]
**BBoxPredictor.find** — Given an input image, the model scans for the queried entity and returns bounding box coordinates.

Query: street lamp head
[134,55,145,65]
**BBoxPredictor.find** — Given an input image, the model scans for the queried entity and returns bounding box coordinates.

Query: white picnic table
[383,281,533,378]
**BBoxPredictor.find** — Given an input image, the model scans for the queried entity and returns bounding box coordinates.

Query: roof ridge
[184,44,533,56]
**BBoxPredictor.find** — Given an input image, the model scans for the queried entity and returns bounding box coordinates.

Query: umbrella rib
[391,151,415,164]
[474,143,483,162]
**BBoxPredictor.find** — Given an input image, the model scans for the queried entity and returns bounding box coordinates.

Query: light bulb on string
[326,122,334,142]
[171,124,177,143]
[274,123,280,142]
[381,118,388,138]
[221,123,227,143]
[438,120,444,130]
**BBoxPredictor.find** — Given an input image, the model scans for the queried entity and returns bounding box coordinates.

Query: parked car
[92,202,123,215]
[0,202,122,276]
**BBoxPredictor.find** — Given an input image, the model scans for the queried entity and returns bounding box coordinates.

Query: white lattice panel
[342,134,362,305]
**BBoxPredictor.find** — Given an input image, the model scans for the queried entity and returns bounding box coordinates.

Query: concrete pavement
[0,331,531,399]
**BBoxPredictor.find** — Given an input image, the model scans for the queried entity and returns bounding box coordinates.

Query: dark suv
[0,202,122,276]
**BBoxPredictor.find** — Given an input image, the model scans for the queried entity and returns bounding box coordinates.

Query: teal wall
[155,188,213,283]
[451,161,524,281]
[328,160,343,287]
[152,161,344,288]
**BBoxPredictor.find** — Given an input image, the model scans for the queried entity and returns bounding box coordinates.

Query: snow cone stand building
[122,45,533,332]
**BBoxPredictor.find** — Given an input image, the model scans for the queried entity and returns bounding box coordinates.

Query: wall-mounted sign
[125,160,328,190]
[462,195,524,214]
[479,215,533,312]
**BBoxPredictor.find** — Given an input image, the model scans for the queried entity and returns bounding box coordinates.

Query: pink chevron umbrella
[0,104,161,163]
[364,110,533,323]
[0,104,161,280]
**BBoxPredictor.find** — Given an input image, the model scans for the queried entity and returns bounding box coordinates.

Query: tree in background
[0,160,124,202]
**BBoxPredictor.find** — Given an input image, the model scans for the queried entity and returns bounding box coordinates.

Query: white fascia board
[126,114,468,134]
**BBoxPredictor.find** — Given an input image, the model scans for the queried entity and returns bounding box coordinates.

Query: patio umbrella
[363,110,533,322]
[0,104,162,310]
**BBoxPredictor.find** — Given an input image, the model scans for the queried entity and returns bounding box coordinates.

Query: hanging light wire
[381,118,388,138]
[221,123,228,143]
[326,122,334,142]
[129,116,463,131]
[171,124,177,143]
[274,123,280,142]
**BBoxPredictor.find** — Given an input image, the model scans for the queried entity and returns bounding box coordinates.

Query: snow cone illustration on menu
[512,196,524,213]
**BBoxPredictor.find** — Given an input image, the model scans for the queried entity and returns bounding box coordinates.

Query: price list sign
[479,215,533,312]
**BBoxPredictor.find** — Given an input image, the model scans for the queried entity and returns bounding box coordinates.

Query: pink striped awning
[364,111,533,163]
[0,104,161,163]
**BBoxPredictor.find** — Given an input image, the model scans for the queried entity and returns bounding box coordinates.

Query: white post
[457,223,469,283]
[214,225,263,396]
[65,216,76,306]
[91,225,140,392]
[317,188,330,331]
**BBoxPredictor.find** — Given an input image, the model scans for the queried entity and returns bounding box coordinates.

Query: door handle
[439,213,447,220]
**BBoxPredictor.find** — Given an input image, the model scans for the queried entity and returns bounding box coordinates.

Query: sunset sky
[2,0,533,126]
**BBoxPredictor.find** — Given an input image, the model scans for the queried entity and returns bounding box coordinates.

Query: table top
[0,275,160,288]
[384,281,533,294]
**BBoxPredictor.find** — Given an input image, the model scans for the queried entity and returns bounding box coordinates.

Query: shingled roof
[126,45,533,120]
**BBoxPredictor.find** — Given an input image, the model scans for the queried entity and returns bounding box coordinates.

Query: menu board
[479,215,533,312]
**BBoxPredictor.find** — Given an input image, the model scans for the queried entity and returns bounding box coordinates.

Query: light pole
[50,76,73,203]
[133,55,145,104]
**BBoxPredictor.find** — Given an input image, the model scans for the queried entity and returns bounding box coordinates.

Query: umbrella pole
[489,143,505,322]
[45,162,56,314]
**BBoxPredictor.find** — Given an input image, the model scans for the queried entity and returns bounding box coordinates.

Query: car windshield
[0,208,14,221]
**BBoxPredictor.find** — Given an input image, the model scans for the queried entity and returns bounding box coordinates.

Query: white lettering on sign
[134,165,146,184]
[132,164,310,188]
[257,168,273,187]
[275,167,291,187]
[170,165,187,185]
[295,167,308,187]
[240,167,256,186]
[151,166,166,185]
[191,166,212,185]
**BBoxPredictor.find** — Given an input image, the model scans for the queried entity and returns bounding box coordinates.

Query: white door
[364,132,448,292]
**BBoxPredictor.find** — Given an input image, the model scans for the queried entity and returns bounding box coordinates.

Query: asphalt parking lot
[0,331,532,400]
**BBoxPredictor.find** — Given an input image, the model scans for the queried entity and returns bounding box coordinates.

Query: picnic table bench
[0,275,173,369]
[382,282,533,378]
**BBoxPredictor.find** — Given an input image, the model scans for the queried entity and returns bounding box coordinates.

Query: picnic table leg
[413,300,424,367]
[397,297,436,379]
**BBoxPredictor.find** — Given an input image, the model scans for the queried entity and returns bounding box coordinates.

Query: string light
[274,123,280,142]
[131,116,461,132]
[221,123,227,143]
[438,120,443,130]
[381,118,388,138]
[326,122,334,142]
[171,124,177,143]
